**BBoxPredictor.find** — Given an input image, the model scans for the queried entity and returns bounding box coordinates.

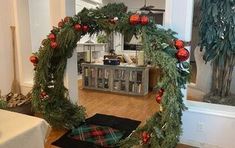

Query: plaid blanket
[69,124,124,147]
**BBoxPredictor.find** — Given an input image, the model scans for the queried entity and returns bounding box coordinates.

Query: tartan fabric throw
[69,124,124,147]
[52,114,141,148]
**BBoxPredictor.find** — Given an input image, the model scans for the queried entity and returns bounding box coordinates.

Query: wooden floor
[45,80,194,148]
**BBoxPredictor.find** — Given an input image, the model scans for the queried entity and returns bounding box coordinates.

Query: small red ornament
[141,131,150,144]
[50,41,58,49]
[140,15,149,25]
[58,20,64,28]
[155,88,164,104]
[175,39,184,49]
[29,55,38,64]
[129,14,140,25]
[74,24,82,31]
[48,33,56,41]
[40,91,47,99]
[156,95,162,104]
[82,25,89,32]
[176,48,190,62]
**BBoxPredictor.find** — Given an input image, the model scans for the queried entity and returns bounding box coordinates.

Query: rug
[52,114,141,148]
[69,124,124,147]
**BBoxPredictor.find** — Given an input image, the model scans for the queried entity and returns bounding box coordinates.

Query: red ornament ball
[40,91,47,99]
[142,131,150,144]
[156,95,162,104]
[58,20,64,28]
[140,15,149,25]
[176,48,190,62]
[129,14,140,25]
[48,33,56,41]
[29,55,38,64]
[74,24,82,31]
[50,41,58,49]
[155,88,164,104]
[175,39,184,49]
[82,25,89,32]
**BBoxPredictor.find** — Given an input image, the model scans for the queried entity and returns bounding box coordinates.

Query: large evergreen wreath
[30,3,190,147]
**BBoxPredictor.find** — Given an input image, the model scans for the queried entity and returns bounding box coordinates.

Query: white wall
[13,0,34,91]
[50,0,76,25]
[181,101,235,148]
[0,0,15,95]
[165,0,193,41]
[49,0,65,26]
[13,0,53,95]
[0,0,49,95]
[28,0,51,52]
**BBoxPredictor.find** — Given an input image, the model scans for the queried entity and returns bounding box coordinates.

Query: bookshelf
[82,63,149,96]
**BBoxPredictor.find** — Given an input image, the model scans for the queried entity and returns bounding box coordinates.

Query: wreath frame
[31,3,189,147]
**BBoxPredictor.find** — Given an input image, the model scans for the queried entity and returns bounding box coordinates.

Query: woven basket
[6,102,34,116]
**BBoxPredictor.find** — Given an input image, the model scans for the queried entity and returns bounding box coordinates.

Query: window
[187,0,235,107]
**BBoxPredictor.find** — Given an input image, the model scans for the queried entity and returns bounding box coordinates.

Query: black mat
[52,114,141,148]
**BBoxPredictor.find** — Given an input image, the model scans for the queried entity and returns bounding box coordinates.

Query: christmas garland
[31,3,190,147]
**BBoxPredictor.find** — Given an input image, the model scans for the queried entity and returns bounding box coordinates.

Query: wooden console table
[82,63,149,96]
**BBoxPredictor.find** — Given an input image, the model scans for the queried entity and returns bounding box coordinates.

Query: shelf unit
[82,63,149,96]
[76,43,107,74]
